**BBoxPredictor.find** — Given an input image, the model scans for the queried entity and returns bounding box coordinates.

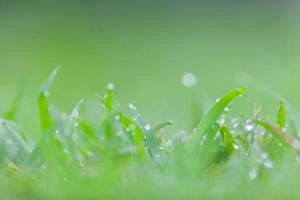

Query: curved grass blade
[129,104,171,159]
[277,99,286,129]
[65,99,84,136]
[255,120,300,152]
[38,67,60,132]
[153,121,173,133]
[190,87,247,149]
[220,125,235,153]
[199,122,220,153]
[4,85,24,120]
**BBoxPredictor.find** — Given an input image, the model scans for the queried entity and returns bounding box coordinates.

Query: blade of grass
[38,67,60,132]
[277,99,286,129]
[220,125,235,153]
[4,85,24,120]
[190,87,247,149]
[255,120,300,152]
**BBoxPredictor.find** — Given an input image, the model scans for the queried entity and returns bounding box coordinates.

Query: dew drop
[154,154,161,159]
[224,107,230,112]
[129,123,135,130]
[165,139,173,148]
[107,83,115,90]
[244,120,254,131]
[233,144,239,150]
[249,169,257,180]
[44,91,50,97]
[128,103,136,110]
[182,73,197,87]
[216,98,220,103]
[263,160,273,169]
[145,124,151,131]
[231,118,239,129]
[115,115,120,121]
[281,127,288,133]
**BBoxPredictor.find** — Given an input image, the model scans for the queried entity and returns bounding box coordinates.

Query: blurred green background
[1,1,300,135]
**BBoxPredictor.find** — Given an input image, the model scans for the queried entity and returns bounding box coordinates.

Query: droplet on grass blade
[182,73,197,87]
[115,115,120,121]
[231,118,239,129]
[144,124,151,131]
[43,91,50,97]
[128,103,136,110]
[233,144,239,150]
[224,107,230,112]
[245,120,254,131]
[249,169,257,180]
[263,160,273,169]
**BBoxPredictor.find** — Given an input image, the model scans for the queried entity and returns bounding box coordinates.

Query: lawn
[1,1,300,199]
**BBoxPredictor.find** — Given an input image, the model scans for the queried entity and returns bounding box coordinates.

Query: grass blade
[255,120,300,152]
[38,67,60,132]
[220,125,235,153]
[190,87,247,149]
[277,99,286,128]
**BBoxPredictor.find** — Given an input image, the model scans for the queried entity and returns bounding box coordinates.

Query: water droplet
[145,124,151,131]
[165,139,173,148]
[182,73,197,87]
[261,152,268,160]
[244,120,254,131]
[154,153,161,159]
[263,160,273,169]
[216,98,220,103]
[224,107,230,112]
[107,83,115,90]
[74,122,79,127]
[281,127,288,133]
[128,103,136,110]
[177,130,189,143]
[231,118,239,129]
[233,144,239,150]
[129,123,135,130]
[44,91,50,97]
[115,115,120,121]
[249,169,257,180]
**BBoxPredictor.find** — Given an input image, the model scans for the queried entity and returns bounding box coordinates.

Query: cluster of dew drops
[180,73,279,180]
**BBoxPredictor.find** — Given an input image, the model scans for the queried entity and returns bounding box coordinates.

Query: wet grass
[1,69,300,200]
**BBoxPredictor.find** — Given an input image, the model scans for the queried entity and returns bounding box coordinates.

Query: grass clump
[1,69,300,199]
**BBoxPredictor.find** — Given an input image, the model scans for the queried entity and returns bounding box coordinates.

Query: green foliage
[2,70,300,199]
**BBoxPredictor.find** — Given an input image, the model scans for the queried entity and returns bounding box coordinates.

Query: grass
[1,69,300,199]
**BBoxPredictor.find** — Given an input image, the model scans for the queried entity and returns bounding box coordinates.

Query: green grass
[1,69,300,199]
